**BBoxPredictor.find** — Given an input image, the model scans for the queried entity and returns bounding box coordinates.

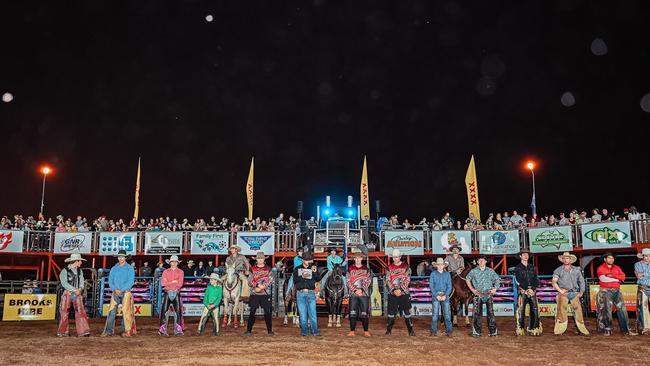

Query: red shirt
[161,267,184,292]
[348,265,371,296]
[597,263,625,289]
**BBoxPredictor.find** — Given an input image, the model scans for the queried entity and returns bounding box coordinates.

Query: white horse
[221,263,245,328]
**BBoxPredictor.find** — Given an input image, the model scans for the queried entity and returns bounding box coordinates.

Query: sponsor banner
[478,230,520,255]
[383,231,424,256]
[532,303,575,317]
[528,226,574,253]
[182,303,206,317]
[102,303,152,317]
[98,232,137,256]
[144,232,183,255]
[53,232,93,254]
[236,232,274,255]
[0,230,24,253]
[3,294,57,321]
[589,284,637,311]
[431,230,472,254]
[190,231,230,255]
[581,221,632,249]
[468,302,515,317]
[410,303,433,316]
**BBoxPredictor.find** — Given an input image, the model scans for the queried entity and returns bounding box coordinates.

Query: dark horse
[450,261,473,326]
[282,266,299,327]
[324,264,346,327]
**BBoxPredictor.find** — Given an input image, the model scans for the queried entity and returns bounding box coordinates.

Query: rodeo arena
[2,189,650,365]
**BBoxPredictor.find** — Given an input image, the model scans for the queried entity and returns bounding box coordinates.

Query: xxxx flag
[465,155,480,222]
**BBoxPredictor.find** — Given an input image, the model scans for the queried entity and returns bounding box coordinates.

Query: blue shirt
[109,262,135,292]
[293,255,303,268]
[327,255,343,271]
[635,261,650,287]
[467,267,501,293]
[429,270,452,298]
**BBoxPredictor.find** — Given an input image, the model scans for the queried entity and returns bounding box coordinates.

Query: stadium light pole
[39,166,51,216]
[526,161,536,216]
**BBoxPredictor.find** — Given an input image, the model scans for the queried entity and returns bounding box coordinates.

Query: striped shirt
[635,261,650,288]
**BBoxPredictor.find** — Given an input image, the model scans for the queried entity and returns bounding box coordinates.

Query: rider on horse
[225,245,251,299]
[444,244,465,275]
[320,248,348,299]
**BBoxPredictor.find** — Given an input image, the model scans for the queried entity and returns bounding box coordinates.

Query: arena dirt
[0,317,644,365]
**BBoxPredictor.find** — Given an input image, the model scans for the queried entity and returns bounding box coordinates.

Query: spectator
[592,209,602,223]
[601,209,612,222]
[629,206,641,220]
[577,212,590,224]
[205,260,216,276]
[441,213,453,229]
[195,261,206,277]
[510,211,524,228]
[502,212,511,226]
[139,261,152,277]
[184,260,196,277]
[558,212,569,226]
[154,261,165,278]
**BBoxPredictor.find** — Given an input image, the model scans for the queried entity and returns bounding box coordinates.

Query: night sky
[1,1,649,222]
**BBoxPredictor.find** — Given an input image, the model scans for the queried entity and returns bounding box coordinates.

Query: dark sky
[1,1,649,222]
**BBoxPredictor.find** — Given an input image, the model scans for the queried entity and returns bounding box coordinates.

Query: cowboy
[385,249,415,336]
[244,251,275,336]
[466,254,500,337]
[429,258,453,337]
[597,252,635,335]
[634,248,650,334]
[285,247,304,297]
[57,253,91,337]
[102,250,136,337]
[444,244,465,275]
[197,273,223,336]
[347,252,372,337]
[293,251,321,336]
[319,248,347,299]
[159,255,185,336]
[514,250,541,336]
[225,245,251,299]
[552,252,589,335]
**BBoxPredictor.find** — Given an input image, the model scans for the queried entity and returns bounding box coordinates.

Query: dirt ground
[0,316,645,366]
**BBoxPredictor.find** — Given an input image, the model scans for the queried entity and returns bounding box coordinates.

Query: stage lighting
[324,209,331,215]
[346,209,355,217]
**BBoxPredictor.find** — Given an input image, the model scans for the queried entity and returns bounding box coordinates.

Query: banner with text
[0,230,24,253]
[144,232,183,255]
[236,231,275,255]
[53,232,93,254]
[102,303,152,317]
[528,226,574,253]
[431,230,472,254]
[383,231,424,256]
[581,221,632,249]
[3,294,57,321]
[99,232,137,256]
[191,231,230,255]
[589,284,638,311]
[478,230,520,255]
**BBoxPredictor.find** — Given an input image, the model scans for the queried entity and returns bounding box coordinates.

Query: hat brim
[449,245,462,252]
[64,257,87,263]
[557,254,577,263]
[434,262,448,267]
[638,252,650,259]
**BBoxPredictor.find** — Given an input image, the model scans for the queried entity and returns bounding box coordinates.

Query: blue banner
[99,232,137,256]
[237,231,275,255]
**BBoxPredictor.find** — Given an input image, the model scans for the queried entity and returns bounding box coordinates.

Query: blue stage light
[346,209,355,217]
[324,209,331,215]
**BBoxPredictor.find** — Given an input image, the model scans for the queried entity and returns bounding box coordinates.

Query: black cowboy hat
[518,249,531,257]
[449,244,462,252]
[601,252,615,261]
[115,250,130,258]
[302,251,314,261]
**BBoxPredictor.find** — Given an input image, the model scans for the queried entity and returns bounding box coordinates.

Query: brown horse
[450,261,473,326]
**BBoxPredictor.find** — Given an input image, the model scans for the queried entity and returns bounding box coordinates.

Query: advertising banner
[431,230,472,254]
[99,232,137,256]
[2,294,57,321]
[581,221,632,249]
[478,230,520,255]
[383,230,424,256]
[528,226,574,253]
[468,303,515,317]
[53,232,93,254]
[190,231,230,255]
[0,230,24,253]
[589,284,637,311]
[144,232,183,255]
[102,303,152,317]
[236,232,275,255]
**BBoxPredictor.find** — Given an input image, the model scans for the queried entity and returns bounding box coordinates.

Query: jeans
[103,292,135,335]
[431,299,452,335]
[596,288,630,334]
[296,290,318,336]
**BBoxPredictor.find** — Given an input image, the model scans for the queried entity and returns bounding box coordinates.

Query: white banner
[98,232,137,256]
[144,232,183,255]
[190,232,230,255]
[53,232,93,254]
[0,230,24,253]
[236,232,275,255]
[383,230,424,256]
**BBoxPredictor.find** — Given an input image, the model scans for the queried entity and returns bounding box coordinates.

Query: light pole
[40,166,51,216]
[526,161,536,217]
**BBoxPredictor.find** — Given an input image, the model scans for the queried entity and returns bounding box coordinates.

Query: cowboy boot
[328,315,333,327]
[406,318,416,336]
[336,315,341,328]
[197,316,208,336]
[385,317,395,335]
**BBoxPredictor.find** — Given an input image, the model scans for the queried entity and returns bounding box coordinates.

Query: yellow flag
[133,157,141,220]
[246,157,254,220]
[360,156,370,219]
[465,155,480,222]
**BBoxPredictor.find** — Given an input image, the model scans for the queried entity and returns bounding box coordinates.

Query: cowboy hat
[557,252,577,264]
[433,258,448,267]
[351,251,365,259]
[169,255,182,263]
[449,244,462,252]
[187,259,195,264]
[637,248,650,259]
[64,253,86,263]
[115,250,130,258]
[518,249,531,257]
[302,251,314,262]
[254,251,267,260]
[229,245,241,252]
[209,273,222,281]
[391,249,401,257]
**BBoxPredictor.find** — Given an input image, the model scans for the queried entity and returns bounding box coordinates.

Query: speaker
[296,201,304,214]
[375,200,381,213]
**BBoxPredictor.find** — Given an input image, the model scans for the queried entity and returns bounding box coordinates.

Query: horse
[450,261,473,327]
[282,273,299,327]
[324,264,346,328]
[221,263,245,328]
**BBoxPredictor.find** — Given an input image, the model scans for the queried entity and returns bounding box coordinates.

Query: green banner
[528,226,574,253]
[581,221,632,249]
[478,230,520,254]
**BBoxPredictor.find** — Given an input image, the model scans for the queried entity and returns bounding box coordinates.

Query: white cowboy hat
[433,258,447,267]
[557,252,577,264]
[209,273,222,281]
[64,253,86,263]
[229,245,241,252]
[254,251,267,260]
[391,249,401,257]
[169,255,182,263]
[638,248,650,259]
